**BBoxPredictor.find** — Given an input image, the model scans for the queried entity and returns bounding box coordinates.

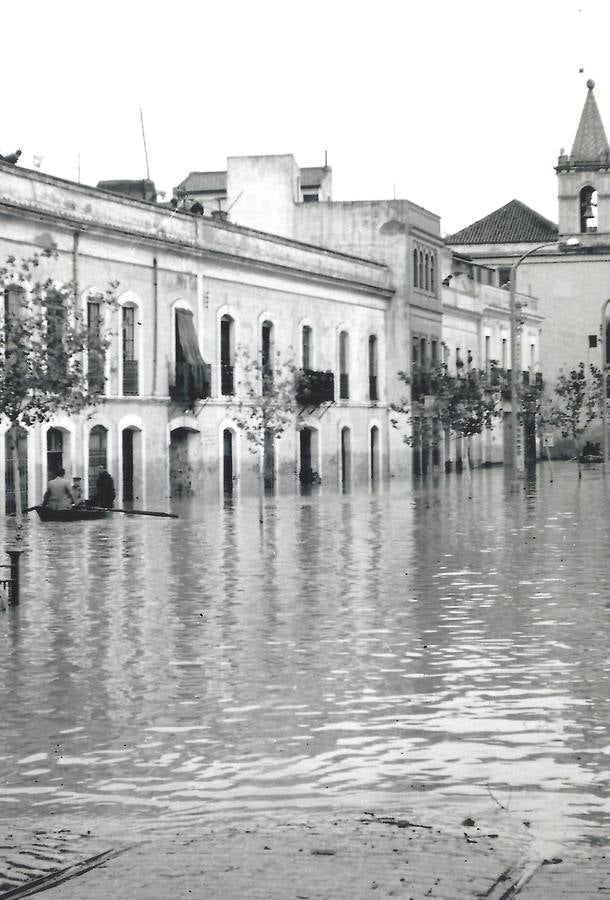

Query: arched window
[424,254,430,291]
[418,251,424,288]
[220,314,234,395]
[261,320,274,394]
[302,325,313,370]
[580,185,598,233]
[413,249,419,288]
[430,255,436,293]
[122,304,139,395]
[339,331,349,400]
[87,297,105,394]
[368,335,378,402]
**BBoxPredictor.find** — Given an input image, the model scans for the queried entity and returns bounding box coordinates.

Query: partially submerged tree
[230,346,297,517]
[0,250,117,522]
[547,362,602,478]
[392,363,503,470]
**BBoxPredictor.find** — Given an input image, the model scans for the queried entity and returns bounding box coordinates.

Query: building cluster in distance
[0,81,608,509]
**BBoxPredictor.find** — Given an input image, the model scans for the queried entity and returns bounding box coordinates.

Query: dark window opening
[339,331,349,400]
[302,325,312,370]
[220,315,234,396]
[122,306,138,395]
[261,321,273,395]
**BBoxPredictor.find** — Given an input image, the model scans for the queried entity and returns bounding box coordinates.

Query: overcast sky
[4,0,609,236]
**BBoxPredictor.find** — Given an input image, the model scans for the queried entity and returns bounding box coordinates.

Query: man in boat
[42,467,75,510]
[93,466,116,509]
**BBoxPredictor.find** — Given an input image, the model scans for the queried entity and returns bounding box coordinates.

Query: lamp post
[509,237,580,479]
[601,296,610,474]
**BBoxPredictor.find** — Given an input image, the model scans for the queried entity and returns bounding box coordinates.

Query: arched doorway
[299,427,319,485]
[223,429,234,495]
[47,428,64,480]
[370,425,380,482]
[88,425,108,501]
[170,427,199,498]
[5,427,28,516]
[340,427,351,491]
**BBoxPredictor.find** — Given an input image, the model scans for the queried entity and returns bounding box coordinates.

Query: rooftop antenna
[324,149,328,168]
[77,153,81,184]
[139,106,151,180]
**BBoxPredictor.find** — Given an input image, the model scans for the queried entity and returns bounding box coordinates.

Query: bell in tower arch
[580,185,598,233]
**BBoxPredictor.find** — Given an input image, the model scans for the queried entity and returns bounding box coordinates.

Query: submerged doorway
[169,427,198,498]
[341,427,351,491]
[122,429,134,503]
[299,427,319,485]
[263,428,275,491]
[370,425,380,482]
[223,429,234,495]
[47,428,64,480]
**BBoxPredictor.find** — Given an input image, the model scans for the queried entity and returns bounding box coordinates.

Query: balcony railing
[122,359,139,396]
[170,361,211,404]
[369,375,378,402]
[88,352,105,395]
[339,373,349,400]
[411,370,432,403]
[296,369,335,405]
[221,363,234,396]
[500,370,543,400]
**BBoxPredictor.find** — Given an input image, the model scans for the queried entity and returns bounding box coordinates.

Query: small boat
[33,505,111,522]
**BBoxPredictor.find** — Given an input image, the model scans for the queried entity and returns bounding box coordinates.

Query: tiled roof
[445,200,558,245]
[300,166,328,187]
[571,80,610,163]
[174,171,227,195]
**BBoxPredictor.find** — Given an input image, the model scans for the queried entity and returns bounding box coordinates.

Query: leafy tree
[392,363,503,471]
[230,346,298,517]
[0,250,117,522]
[547,362,602,478]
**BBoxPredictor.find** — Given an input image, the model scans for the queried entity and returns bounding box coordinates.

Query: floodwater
[1,464,609,889]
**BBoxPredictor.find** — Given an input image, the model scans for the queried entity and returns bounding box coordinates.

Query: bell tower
[556,79,610,236]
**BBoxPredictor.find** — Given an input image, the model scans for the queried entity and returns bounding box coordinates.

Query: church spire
[570,79,610,165]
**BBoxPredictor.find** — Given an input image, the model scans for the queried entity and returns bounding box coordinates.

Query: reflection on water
[1,465,610,859]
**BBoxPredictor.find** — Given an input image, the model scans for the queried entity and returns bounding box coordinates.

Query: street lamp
[508,237,580,478]
[601,296,610,474]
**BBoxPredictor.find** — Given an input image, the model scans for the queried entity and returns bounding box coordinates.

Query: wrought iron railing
[170,361,212,404]
[369,375,378,402]
[122,359,139,396]
[88,353,106,394]
[221,364,234,396]
[295,369,335,405]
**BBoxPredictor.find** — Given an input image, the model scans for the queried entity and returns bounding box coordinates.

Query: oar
[90,507,179,519]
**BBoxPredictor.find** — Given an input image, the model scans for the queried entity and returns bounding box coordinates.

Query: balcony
[170,361,211,404]
[296,369,335,405]
[221,363,234,396]
[122,359,139,396]
[500,370,543,400]
[339,373,349,400]
[411,370,432,403]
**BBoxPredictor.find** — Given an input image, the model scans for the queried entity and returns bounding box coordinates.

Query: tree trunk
[575,431,582,479]
[9,424,22,525]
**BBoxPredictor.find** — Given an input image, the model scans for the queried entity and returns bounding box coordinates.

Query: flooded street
[1,464,610,892]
